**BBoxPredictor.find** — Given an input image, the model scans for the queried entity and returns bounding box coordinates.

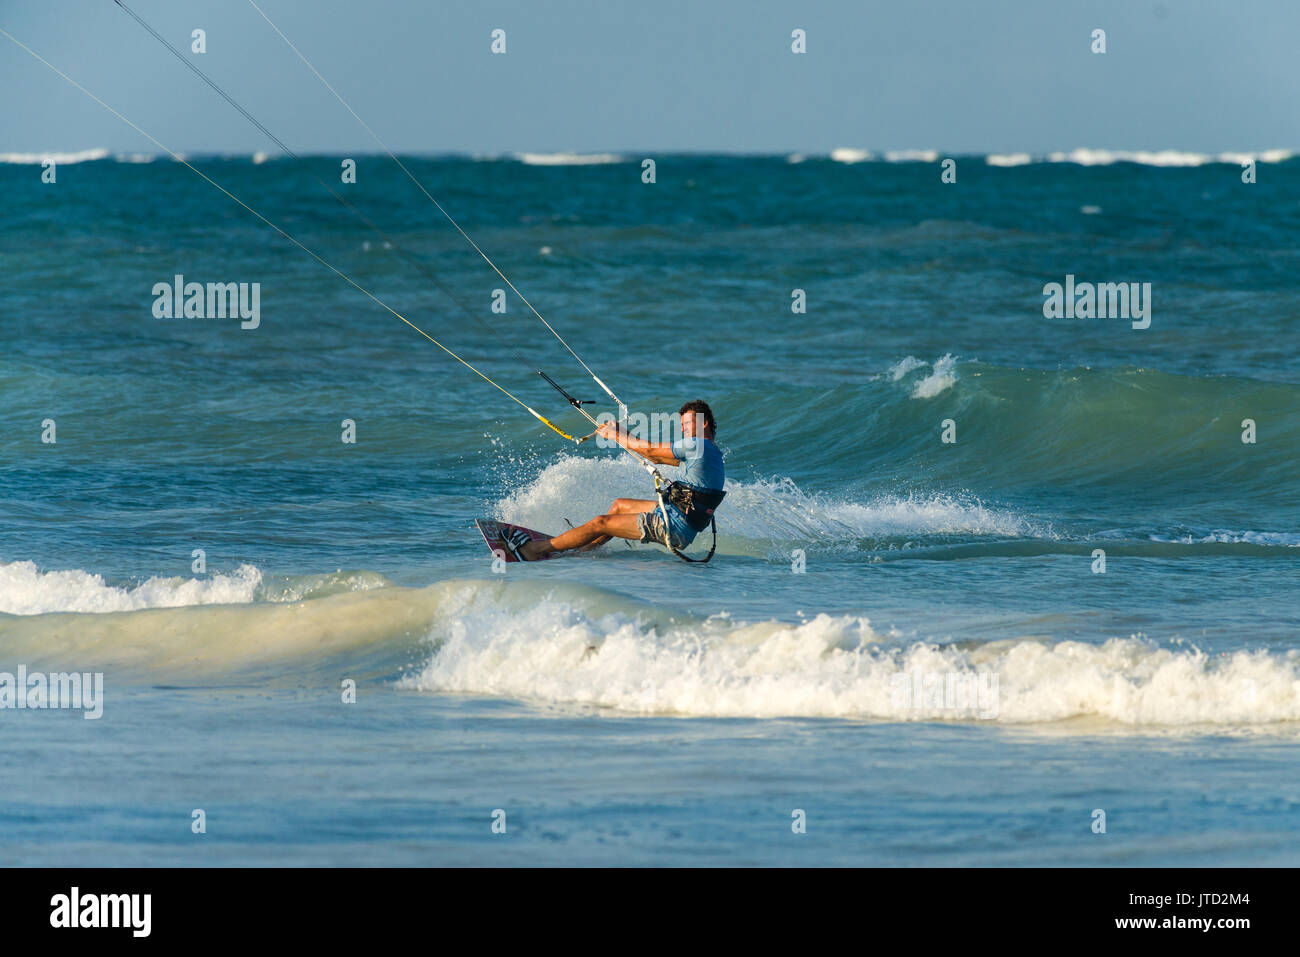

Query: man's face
[681,412,707,438]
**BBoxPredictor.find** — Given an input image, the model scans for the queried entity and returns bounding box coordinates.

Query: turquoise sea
[2,150,1298,865]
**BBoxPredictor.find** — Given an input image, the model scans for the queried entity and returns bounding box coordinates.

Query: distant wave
[1046,148,1294,167]
[885,149,939,162]
[830,148,873,164]
[0,148,110,165]
[513,152,623,166]
[850,359,1300,495]
[3,148,1289,166]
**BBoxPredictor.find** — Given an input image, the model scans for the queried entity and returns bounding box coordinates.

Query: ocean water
[2,151,1299,866]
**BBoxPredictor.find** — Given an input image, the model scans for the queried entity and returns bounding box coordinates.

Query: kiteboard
[474,519,562,563]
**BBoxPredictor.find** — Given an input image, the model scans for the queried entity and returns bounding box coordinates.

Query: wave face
[402,588,1300,725]
[1,568,1294,728]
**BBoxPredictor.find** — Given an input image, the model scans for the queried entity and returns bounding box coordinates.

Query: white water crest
[830,148,873,164]
[514,152,623,165]
[986,153,1033,167]
[401,592,1300,725]
[0,148,110,164]
[885,353,960,398]
[885,149,939,162]
[0,560,263,615]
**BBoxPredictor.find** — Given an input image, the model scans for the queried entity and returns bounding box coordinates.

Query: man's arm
[596,422,679,465]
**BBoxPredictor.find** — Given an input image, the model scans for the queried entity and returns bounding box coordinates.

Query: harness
[663,481,727,532]
[651,473,726,564]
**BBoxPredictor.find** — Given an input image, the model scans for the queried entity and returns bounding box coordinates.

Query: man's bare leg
[583,498,658,549]
[520,510,645,560]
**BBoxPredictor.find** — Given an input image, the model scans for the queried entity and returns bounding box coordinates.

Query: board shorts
[638,502,698,550]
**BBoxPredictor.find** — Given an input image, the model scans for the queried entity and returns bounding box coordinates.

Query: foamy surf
[0,560,263,615]
[884,353,960,398]
[401,594,1300,726]
[491,453,1034,556]
[717,480,1038,545]
[1147,530,1300,547]
[2,564,1294,728]
[0,561,394,616]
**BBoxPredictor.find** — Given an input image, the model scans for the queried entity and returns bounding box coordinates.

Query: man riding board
[508,400,725,561]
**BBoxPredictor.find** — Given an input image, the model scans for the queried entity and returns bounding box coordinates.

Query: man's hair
[678,399,716,435]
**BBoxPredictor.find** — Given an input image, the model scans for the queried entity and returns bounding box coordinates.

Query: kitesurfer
[509,400,726,560]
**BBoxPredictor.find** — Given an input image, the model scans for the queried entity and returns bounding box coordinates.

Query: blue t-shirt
[671,436,725,491]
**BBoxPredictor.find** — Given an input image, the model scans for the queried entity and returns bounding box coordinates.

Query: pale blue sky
[3,0,1296,155]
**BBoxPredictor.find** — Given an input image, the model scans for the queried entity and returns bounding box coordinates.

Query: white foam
[885,149,939,163]
[0,148,110,165]
[911,353,960,398]
[0,560,262,615]
[830,148,873,164]
[817,493,1032,538]
[883,354,960,397]
[401,601,1300,725]
[1150,530,1300,547]
[493,454,1034,551]
[786,153,806,164]
[257,569,392,602]
[985,150,1294,167]
[514,152,623,166]
[986,153,1033,167]
[1046,148,1226,167]
[1215,149,1292,165]
[719,478,1036,543]
[886,355,928,381]
[252,151,271,164]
